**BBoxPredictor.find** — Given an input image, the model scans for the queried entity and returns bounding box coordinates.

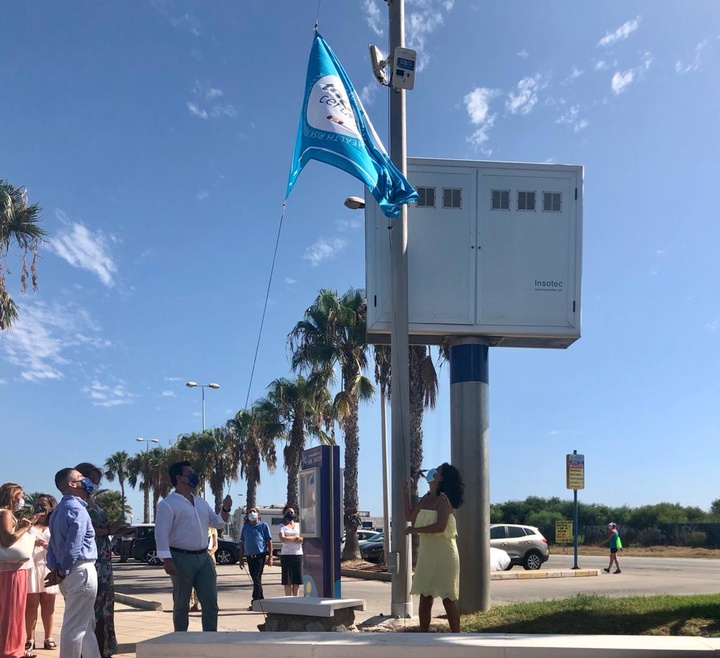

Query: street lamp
[185,381,220,432]
[136,437,159,451]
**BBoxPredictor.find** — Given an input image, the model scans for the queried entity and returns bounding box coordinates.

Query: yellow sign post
[566,453,585,489]
[555,520,573,544]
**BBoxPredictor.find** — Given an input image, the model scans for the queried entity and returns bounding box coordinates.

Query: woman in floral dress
[76,463,126,657]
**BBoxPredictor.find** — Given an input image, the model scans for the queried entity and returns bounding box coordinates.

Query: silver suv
[490,524,549,570]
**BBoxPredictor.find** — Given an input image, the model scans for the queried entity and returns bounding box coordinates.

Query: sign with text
[556,520,573,544]
[566,453,585,490]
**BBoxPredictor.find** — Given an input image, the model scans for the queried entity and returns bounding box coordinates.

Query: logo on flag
[286,33,418,219]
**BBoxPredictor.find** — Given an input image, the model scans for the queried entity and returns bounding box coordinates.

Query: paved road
[112,553,720,624]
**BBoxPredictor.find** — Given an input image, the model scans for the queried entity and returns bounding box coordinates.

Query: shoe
[44,639,58,650]
[603,568,610,573]
[614,569,622,574]
[247,604,254,611]
[25,641,34,651]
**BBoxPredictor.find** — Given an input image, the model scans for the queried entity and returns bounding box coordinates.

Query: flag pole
[388,0,413,619]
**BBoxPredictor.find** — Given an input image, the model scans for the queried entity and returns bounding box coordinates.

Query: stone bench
[252,597,366,632]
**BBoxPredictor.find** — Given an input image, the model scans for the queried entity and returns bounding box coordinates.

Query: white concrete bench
[251,597,366,631]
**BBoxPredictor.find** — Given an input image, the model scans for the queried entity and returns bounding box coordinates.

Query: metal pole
[388,0,413,619]
[201,386,206,433]
[380,397,390,567]
[573,489,579,569]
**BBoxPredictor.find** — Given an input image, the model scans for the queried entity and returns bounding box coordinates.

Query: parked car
[359,533,385,563]
[122,524,239,566]
[490,524,549,570]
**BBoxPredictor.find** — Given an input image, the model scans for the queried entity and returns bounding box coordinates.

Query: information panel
[566,453,585,490]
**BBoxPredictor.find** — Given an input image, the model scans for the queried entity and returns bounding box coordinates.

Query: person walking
[238,508,272,609]
[402,463,465,633]
[604,522,622,574]
[278,505,303,596]
[1,482,38,658]
[45,468,101,658]
[25,494,59,653]
[154,461,232,632]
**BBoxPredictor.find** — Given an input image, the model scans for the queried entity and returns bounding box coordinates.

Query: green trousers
[169,550,218,631]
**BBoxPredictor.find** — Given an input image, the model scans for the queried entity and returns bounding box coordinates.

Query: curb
[341,568,600,582]
[116,592,163,611]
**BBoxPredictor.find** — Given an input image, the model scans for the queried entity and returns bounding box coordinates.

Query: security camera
[369,44,387,86]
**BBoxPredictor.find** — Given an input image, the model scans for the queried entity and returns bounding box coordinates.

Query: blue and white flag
[286,33,418,219]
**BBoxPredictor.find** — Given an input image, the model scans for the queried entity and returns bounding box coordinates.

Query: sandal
[44,639,58,649]
[24,650,37,658]
[25,641,34,651]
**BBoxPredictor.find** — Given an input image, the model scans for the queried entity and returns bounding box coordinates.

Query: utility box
[364,158,583,348]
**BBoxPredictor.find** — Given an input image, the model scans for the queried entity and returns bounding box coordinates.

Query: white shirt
[155,492,225,559]
[279,522,303,556]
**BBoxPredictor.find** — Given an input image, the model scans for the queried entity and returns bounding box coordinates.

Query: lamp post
[136,437,159,451]
[185,381,220,432]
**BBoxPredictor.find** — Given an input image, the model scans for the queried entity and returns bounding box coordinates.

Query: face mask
[424,468,438,482]
[14,498,25,513]
[248,512,258,522]
[80,478,96,495]
[183,474,199,489]
[284,513,296,522]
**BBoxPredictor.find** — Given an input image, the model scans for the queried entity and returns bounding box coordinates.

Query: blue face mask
[284,513,296,522]
[184,473,199,489]
[81,477,96,495]
[424,468,438,482]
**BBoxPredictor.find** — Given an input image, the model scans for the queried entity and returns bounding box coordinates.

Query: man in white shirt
[155,461,232,632]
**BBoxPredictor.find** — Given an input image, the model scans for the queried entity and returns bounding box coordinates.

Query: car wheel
[523,550,543,570]
[215,548,234,565]
[144,548,162,566]
[503,563,514,571]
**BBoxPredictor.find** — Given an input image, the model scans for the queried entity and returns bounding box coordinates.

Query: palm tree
[289,288,374,560]
[0,180,45,330]
[128,451,154,523]
[263,374,335,510]
[226,405,280,511]
[104,451,130,519]
[176,429,239,513]
[373,344,438,561]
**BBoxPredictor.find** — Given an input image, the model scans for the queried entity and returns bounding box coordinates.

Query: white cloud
[706,320,719,332]
[0,301,110,382]
[556,105,590,132]
[517,49,529,58]
[611,70,634,94]
[363,0,384,36]
[675,40,707,74]
[187,102,208,119]
[187,82,236,120]
[82,379,137,407]
[197,190,209,201]
[170,13,200,36]
[336,218,362,231]
[506,74,546,115]
[303,238,348,266]
[285,277,297,285]
[48,213,118,287]
[611,52,652,95]
[0,378,7,385]
[463,87,500,152]
[164,377,184,382]
[161,390,176,397]
[360,81,381,106]
[405,0,455,72]
[598,16,641,47]
[594,60,608,71]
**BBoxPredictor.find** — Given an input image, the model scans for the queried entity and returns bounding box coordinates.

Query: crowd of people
[1,459,465,657]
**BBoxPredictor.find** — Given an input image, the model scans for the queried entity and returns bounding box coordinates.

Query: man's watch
[222,507,231,513]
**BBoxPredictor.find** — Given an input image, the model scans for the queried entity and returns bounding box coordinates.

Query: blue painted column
[450,338,490,613]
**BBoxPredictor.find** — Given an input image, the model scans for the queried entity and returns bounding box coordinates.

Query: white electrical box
[392,47,416,90]
[364,158,583,348]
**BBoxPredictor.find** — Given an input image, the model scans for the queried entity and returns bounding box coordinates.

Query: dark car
[124,524,239,566]
[359,532,385,563]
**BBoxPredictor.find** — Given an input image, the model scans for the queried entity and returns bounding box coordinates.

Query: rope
[243,202,286,411]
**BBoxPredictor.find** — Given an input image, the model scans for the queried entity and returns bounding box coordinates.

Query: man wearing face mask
[238,507,273,609]
[45,467,101,658]
[154,461,232,632]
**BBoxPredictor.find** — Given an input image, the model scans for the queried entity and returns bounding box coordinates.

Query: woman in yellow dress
[402,463,465,632]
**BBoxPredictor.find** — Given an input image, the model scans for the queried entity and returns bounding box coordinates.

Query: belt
[170,546,207,555]
[246,553,267,558]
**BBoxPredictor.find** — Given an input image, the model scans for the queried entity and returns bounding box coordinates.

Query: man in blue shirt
[238,507,273,608]
[46,467,101,658]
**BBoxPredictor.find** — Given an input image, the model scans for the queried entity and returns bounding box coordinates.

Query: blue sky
[2,1,719,521]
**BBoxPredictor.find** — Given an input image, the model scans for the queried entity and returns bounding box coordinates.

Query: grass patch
[461,593,720,636]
